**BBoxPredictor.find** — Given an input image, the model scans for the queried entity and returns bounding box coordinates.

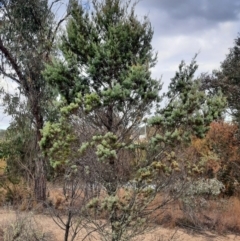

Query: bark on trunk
[64,211,72,241]
[34,155,46,201]
[33,105,47,201]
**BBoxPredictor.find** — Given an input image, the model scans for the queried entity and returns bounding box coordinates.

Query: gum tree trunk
[33,104,47,201]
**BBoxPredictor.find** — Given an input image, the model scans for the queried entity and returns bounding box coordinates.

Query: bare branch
[0,66,20,84]
[49,0,62,12]
[0,37,25,83]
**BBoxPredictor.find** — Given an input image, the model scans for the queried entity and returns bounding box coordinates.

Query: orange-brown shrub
[154,196,240,234]
[0,178,34,210]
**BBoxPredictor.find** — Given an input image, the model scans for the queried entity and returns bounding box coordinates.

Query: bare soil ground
[0,208,239,241]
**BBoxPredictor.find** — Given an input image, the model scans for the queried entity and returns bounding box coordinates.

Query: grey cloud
[139,0,240,22]
[137,0,240,35]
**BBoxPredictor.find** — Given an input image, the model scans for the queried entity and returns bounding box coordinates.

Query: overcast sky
[136,0,240,80]
[1,0,240,129]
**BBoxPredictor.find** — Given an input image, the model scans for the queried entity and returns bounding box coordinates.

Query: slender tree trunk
[33,103,47,201]
[64,211,72,241]
[106,164,121,241]
[34,155,47,201]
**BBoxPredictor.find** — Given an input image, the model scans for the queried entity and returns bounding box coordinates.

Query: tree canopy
[201,35,240,124]
[0,0,69,201]
[39,1,226,240]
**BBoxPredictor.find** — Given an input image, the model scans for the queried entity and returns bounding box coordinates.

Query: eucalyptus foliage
[0,0,69,200]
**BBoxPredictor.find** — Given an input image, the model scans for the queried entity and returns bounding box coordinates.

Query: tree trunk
[64,211,72,241]
[33,105,47,201]
[34,155,47,201]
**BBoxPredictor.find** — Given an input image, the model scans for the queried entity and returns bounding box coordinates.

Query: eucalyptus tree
[201,35,240,126]
[41,0,226,240]
[0,0,69,201]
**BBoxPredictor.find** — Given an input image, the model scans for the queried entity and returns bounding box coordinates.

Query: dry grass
[1,181,34,210]
[151,197,183,228]
[116,189,240,235]
[0,175,37,211]
[2,181,240,238]
[46,187,67,210]
[0,159,6,175]
[1,212,53,241]
[46,183,106,211]
[213,197,240,233]
[0,228,4,241]
[1,208,238,241]
[46,184,240,235]
[151,195,240,235]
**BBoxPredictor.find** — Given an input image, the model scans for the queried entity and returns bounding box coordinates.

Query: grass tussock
[0,160,6,175]
[214,197,240,233]
[0,176,45,211]
[0,213,53,241]
[0,180,36,211]
[151,195,240,234]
